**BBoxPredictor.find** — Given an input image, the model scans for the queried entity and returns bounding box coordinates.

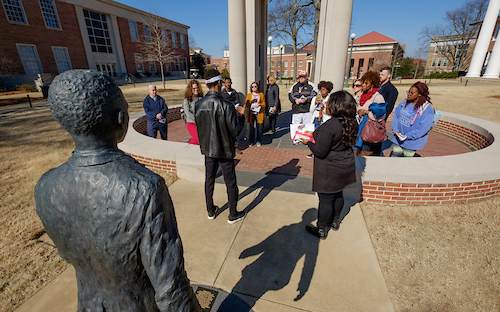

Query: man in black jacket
[378,66,399,121]
[195,69,246,224]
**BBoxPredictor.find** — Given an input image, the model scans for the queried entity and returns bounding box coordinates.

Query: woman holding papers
[301,91,358,239]
[245,81,266,147]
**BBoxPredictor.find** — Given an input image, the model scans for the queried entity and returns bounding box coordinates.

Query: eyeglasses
[354,84,362,87]
[407,90,416,95]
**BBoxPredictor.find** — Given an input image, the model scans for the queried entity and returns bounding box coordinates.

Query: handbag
[360,117,387,143]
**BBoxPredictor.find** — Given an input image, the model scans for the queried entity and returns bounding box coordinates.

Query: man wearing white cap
[195,69,247,224]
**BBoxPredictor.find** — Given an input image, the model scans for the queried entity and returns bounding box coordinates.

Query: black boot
[306,225,328,239]
[330,218,340,231]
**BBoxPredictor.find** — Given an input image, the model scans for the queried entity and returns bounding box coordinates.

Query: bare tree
[140,11,179,89]
[268,0,315,80]
[0,52,16,78]
[420,0,488,71]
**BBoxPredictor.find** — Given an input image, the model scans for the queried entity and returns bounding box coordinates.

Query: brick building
[346,31,404,80]
[1,0,190,88]
[424,16,500,75]
[210,45,313,80]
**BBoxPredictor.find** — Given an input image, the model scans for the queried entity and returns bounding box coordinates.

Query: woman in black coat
[301,91,358,239]
[265,75,281,134]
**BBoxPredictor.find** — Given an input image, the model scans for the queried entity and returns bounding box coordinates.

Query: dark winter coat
[307,117,356,193]
[265,83,281,115]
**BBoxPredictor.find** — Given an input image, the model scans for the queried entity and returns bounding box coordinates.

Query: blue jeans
[313,117,321,129]
[249,114,263,144]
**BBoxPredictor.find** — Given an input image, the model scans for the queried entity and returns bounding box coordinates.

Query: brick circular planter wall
[120,110,500,205]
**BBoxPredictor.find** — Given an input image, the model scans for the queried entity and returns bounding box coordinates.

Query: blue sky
[115,0,470,59]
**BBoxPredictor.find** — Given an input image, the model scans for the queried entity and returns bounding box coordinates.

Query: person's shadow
[217,159,301,217]
[218,208,319,312]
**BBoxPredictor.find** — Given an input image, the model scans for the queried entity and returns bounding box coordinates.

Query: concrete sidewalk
[17,179,394,312]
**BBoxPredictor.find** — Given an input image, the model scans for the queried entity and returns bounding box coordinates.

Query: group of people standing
[142,68,436,240]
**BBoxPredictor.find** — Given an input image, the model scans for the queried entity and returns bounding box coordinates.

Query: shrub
[16,84,38,92]
[424,71,459,79]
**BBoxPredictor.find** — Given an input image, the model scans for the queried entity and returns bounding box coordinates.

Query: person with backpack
[391,82,434,157]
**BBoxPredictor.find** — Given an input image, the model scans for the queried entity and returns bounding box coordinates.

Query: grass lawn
[0,78,499,311]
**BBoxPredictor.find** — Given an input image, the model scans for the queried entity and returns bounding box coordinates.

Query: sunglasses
[354,84,362,87]
[252,85,258,88]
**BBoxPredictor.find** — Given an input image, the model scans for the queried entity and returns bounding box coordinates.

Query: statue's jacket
[35,147,200,312]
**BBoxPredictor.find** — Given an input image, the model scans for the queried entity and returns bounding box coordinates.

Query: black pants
[317,192,344,228]
[269,114,278,132]
[205,156,239,218]
[147,121,167,140]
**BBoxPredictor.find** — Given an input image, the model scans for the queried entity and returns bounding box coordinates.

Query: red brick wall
[118,18,190,75]
[0,0,88,75]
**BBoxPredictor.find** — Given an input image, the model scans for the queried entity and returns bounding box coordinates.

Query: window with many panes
[431,59,436,67]
[172,32,177,47]
[174,56,180,71]
[180,34,186,49]
[183,57,188,70]
[148,54,156,73]
[129,21,138,41]
[39,0,60,29]
[83,9,112,53]
[290,70,294,77]
[52,47,72,73]
[144,25,151,42]
[437,59,442,67]
[2,0,27,24]
[17,44,43,74]
[368,58,374,68]
[298,60,303,67]
[284,70,288,77]
[442,58,448,67]
[291,61,294,67]
[161,29,168,45]
[284,61,288,67]
[134,53,143,72]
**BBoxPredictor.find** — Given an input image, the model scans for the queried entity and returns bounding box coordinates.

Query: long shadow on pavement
[218,208,319,312]
[217,159,301,216]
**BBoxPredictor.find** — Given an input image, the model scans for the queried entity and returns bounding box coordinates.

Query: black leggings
[269,114,278,132]
[317,191,344,228]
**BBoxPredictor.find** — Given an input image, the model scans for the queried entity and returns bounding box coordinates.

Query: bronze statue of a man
[35,70,201,311]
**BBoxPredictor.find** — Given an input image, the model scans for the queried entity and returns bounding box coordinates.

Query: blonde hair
[267,76,276,84]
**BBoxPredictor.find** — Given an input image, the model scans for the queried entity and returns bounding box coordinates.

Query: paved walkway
[18,179,393,312]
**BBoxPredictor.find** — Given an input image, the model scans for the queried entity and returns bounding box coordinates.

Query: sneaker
[256,142,261,147]
[306,153,314,159]
[293,140,301,145]
[208,206,219,220]
[228,211,246,224]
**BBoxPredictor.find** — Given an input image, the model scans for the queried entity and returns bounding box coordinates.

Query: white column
[466,0,500,77]
[483,31,500,78]
[228,0,247,94]
[313,0,354,91]
[245,0,267,91]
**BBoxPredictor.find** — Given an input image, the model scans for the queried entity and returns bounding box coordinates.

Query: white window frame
[284,70,288,77]
[180,34,186,49]
[434,47,439,55]
[172,31,177,47]
[174,56,180,71]
[16,43,43,74]
[291,61,294,67]
[299,60,303,67]
[431,59,436,67]
[129,21,138,41]
[144,25,151,42]
[437,59,442,67]
[148,54,156,73]
[134,53,143,73]
[2,0,28,25]
[442,58,448,67]
[52,46,72,73]
[284,61,288,67]
[161,29,169,45]
[38,0,61,30]
[291,70,294,78]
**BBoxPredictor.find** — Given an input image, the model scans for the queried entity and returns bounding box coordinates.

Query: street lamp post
[279,45,284,83]
[268,36,273,77]
[344,33,356,88]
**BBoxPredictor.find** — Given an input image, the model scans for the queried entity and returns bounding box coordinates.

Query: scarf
[359,87,379,105]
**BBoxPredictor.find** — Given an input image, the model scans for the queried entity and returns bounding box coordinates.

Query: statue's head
[48,70,128,143]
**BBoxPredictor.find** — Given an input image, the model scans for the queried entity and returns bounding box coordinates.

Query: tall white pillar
[483,31,500,78]
[466,0,500,78]
[313,0,354,91]
[228,0,247,94]
[245,0,267,91]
